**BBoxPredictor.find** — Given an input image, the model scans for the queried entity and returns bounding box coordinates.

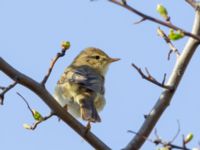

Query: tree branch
[124,4,200,150]
[131,63,172,90]
[17,92,55,130]
[108,0,200,42]
[17,92,34,116]
[170,120,181,143]
[0,58,111,150]
[0,86,6,90]
[134,18,146,24]
[157,27,180,60]
[24,113,55,130]
[128,125,192,150]
[185,0,197,9]
[0,81,17,105]
[41,42,70,86]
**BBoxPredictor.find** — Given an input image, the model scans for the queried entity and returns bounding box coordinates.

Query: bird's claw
[84,121,91,135]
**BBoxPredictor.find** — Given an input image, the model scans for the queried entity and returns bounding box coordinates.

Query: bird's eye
[95,55,100,59]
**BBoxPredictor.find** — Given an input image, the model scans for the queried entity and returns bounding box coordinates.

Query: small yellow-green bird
[54,47,119,122]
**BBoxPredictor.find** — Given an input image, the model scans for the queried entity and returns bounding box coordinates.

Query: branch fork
[157,27,180,60]
[109,0,200,42]
[132,63,173,90]
[0,81,17,105]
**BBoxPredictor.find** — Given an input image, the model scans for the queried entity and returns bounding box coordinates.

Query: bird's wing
[59,66,105,94]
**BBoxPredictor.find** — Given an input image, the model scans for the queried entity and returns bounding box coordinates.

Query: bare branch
[170,145,191,150]
[185,0,197,9]
[162,73,167,86]
[157,27,180,60]
[132,63,173,90]
[127,130,154,144]
[170,120,181,143]
[0,57,111,150]
[125,5,200,150]
[0,81,17,105]
[108,0,200,42]
[134,18,146,24]
[27,113,55,130]
[128,130,191,150]
[0,86,6,90]
[16,92,37,117]
[17,92,55,130]
[156,139,191,150]
[41,44,70,86]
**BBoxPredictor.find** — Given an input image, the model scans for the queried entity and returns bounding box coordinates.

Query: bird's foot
[84,121,91,135]
[64,104,68,111]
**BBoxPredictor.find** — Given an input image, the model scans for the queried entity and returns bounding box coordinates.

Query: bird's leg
[63,104,68,111]
[85,121,91,134]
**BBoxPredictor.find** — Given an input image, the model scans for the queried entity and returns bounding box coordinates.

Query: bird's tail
[80,101,101,123]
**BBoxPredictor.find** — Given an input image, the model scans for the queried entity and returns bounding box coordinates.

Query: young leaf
[32,109,43,121]
[156,4,168,20]
[168,29,184,41]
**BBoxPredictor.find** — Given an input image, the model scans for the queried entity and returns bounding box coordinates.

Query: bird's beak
[109,58,120,63]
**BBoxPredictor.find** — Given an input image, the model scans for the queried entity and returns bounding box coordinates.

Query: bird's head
[72,47,120,75]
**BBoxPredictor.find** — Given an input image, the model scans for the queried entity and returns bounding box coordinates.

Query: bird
[54,47,120,123]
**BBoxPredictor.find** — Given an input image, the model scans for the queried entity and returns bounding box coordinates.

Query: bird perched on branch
[54,47,119,123]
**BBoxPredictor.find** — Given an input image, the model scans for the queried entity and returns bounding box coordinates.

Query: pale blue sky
[1,0,200,150]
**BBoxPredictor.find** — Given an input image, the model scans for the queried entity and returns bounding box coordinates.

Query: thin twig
[0,81,17,105]
[154,121,181,147]
[16,92,55,130]
[128,130,191,150]
[162,73,167,85]
[170,144,191,150]
[157,27,180,60]
[127,130,153,143]
[41,47,69,86]
[134,18,146,24]
[0,86,6,90]
[28,113,55,130]
[132,63,173,90]
[108,0,200,42]
[170,120,181,143]
[16,92,34,116]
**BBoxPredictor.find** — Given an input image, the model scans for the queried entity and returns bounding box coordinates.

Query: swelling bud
[156,4,168,20]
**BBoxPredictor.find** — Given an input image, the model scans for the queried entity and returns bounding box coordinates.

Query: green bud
[156,4,168,20]
[61,41,70,50]
[32,109,43,121]
[184,133,194,144]
[168,29,184,41]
